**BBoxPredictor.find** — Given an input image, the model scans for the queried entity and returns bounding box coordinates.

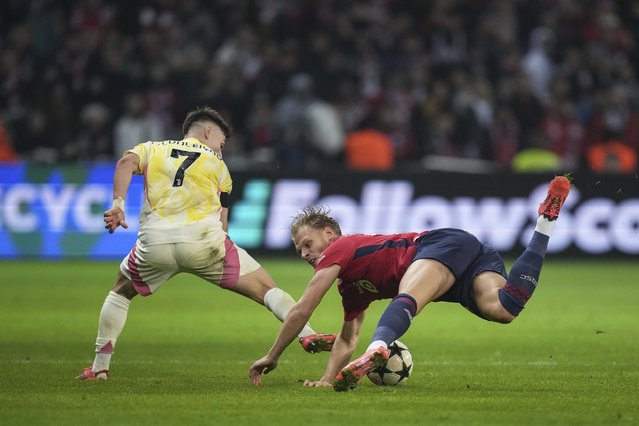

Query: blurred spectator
[145,64,181,136]
[113,93,163,158]
[429,3,468,74]
[450,70,492,159]
[345,129,394,171]
[490,106,519,170]
[44,80,76,157]
[0,0,637,172]
[587,137,637,174]
[512,124,563,173]
[411,81,452,157]
[511,147,562,173]
[522,27,555,105]
[272,73,315,168]
[25,110,53,163]
[306,100,345,166]
[0,121,17,162]
[540,99,585,169]
[507,73,545,153]
[245,94,276,165]
[74,102,112,161]
[585,86,639,162]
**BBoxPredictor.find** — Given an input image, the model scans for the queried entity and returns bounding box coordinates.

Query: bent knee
[491,312,516,324]
[111,272,138,300]
[482,303,516,324]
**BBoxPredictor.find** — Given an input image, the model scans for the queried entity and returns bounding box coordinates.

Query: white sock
[92,291,131,372]
[366,340,388,351]
[535,216,556,237]
[263,288,316,338]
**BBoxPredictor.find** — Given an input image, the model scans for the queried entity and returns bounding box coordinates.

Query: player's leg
[194,237,335,352]
[77,243,176,380]
[334,258,455,391]
[367,258,455,350]
[335,229,479,391]
[232,266,315,334]
[497,175,571,318]
[76,271,134,381]
[472,272,513,323]
[366,228,482,351]
[235,264,338,352]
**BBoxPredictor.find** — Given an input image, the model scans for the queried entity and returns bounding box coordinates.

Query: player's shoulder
[144,138,200,149]
[322,235,367,259]
[340,233,389,245]
[137,139,177,153]
[147,139,224,159]
[334,233,422,256]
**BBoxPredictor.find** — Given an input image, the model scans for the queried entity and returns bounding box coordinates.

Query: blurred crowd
[1,0,638,173]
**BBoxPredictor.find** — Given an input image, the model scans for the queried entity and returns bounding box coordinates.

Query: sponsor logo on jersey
[352,279,379,294]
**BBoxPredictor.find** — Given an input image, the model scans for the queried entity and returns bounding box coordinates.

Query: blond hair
[290,206,342,238]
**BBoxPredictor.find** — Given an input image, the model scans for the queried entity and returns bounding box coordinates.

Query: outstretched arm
[249,265,340,385]
[104,152,139,234]
[304,312,365,387]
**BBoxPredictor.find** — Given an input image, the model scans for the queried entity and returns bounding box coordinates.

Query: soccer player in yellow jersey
[77,106,335,380]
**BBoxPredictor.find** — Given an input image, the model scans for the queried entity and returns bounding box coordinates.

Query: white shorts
[119,235,261,296]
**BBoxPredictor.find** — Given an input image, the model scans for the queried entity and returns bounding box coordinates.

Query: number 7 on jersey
[170,149,201,187]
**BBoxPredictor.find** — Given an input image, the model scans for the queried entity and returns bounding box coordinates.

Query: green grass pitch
[1,259,638,425]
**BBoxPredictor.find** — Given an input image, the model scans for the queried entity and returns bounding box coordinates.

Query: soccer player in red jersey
[249,176,571,391]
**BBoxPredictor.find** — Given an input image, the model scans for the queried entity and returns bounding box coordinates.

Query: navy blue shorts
[412,228,507,318]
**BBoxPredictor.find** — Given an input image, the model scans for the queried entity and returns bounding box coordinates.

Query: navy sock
[498,231,549,316]
[371,293,417,345]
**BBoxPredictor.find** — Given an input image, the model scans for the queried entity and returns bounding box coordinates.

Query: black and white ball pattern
[367,340,414,386]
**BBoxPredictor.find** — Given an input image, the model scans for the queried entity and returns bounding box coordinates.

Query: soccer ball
[367,340,414,386]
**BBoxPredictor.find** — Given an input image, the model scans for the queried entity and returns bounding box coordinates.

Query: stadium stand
[0,0,637,173]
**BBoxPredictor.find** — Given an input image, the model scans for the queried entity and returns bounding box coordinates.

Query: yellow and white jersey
[127,137,232,245]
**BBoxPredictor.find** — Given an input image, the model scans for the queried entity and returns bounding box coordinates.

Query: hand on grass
[249,356,278,385]
[303,379,332,387]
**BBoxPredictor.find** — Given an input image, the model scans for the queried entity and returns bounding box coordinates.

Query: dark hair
[182,106,232,138]
[290,205,342,238]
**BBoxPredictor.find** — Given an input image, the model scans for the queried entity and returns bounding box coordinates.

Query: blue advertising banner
[1,163,638,258]
[0,163,143,259]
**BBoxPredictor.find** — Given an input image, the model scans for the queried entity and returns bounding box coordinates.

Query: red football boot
[299,333,337,353]
[333,346,390,392]
[538,175,572,221]
[75,366,109,381]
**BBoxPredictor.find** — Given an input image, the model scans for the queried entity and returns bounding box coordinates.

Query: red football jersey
[315,232,428,321]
